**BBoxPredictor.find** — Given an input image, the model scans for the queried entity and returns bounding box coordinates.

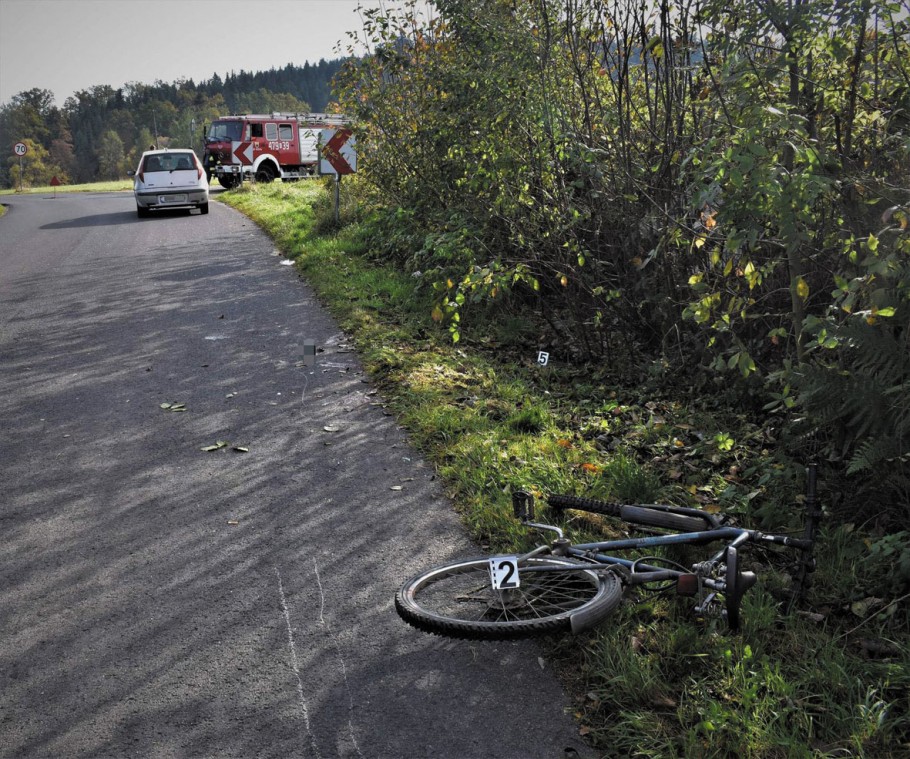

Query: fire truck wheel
[255,164,277,183]
[218,175,241,189]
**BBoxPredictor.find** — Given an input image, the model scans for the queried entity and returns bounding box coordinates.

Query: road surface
[0,192,591,759]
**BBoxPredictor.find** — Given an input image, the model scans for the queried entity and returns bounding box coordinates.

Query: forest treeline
[0,60,344,187]
[335,0,910,516]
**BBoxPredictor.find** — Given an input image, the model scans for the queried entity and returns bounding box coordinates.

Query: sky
[0,0,421,107]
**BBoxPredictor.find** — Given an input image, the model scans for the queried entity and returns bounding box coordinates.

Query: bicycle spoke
[412,563,602,626]
[396,555,625,639]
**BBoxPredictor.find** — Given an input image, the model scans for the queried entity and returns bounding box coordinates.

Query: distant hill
[196,60,346,114]
[0,60,347,186]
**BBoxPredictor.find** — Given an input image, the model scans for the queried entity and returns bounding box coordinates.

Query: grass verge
[222,180,909,758]
[0,180,133,195]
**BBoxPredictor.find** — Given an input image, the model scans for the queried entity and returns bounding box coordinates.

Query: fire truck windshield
[207,121,243,142]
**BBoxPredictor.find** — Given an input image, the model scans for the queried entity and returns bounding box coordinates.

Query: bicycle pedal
[512,491,534,521]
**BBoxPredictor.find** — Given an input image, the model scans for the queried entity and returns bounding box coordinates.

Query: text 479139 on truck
[203,113,348,188]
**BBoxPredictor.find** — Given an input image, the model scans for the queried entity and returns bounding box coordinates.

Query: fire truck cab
[203,113,348,188]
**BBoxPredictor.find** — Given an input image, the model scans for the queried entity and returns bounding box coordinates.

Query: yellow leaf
[431,305,443,322]
[796,277,809,300]
[560,275,568,287]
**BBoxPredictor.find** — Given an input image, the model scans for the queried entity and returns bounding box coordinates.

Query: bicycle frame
[503,528,788,631]
[394,465,820,638]
[566,526,811,570]
[510,466,818,630]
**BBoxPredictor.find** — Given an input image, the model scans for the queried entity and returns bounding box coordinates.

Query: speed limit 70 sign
[13,142,27,156]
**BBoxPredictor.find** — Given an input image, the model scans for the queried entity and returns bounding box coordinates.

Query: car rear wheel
[137,205,150,218]
[199,202,209,215]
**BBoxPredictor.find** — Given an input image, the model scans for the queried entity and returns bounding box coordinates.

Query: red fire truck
[202,113,348,188]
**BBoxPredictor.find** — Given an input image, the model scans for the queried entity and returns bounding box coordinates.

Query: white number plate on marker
[489,557,520,590]
[161,194,187,204]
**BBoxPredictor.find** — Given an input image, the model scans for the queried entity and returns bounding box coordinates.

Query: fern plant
[793,260,910,519]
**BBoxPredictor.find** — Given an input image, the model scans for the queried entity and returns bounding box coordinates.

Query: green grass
[220,180,910,758]
[0,179,133,195]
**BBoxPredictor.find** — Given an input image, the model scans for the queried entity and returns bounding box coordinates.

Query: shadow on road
[0,225,588,758]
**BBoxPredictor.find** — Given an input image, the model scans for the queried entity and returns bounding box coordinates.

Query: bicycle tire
[395,556,623,640]
[549,494,711,532]
[619,505,712,532]
[548,494,622,518]
[724,546,757,631]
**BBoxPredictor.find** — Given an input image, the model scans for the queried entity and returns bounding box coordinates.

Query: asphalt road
[0,192,592,759]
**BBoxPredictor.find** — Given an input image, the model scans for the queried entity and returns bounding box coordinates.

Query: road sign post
[318,129,356,226]
[13,142,27,192]
[334,175,341,226]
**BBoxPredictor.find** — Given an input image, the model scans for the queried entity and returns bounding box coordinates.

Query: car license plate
[161,194,187,204]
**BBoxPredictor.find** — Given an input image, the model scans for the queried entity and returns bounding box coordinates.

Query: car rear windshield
[142,153,197,173]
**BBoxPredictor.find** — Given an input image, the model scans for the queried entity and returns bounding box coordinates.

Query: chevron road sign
[319,129,356,175]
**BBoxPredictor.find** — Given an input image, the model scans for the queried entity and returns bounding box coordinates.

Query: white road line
[312,558,364,758]
[275,565,321,759]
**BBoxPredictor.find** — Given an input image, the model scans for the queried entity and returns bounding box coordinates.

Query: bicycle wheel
[549,495,712,532]
[548,494,622,518]
[395,556,623,640]
[723,546,757,631]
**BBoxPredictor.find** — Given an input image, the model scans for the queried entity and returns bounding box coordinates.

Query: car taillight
[138,171,144,183]
[195,158,203,180]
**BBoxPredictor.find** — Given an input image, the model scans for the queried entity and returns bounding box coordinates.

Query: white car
[130,149,209,218]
